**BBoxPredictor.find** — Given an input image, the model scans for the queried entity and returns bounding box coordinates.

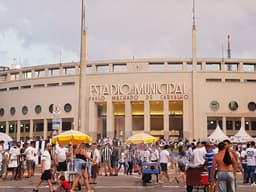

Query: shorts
[111,160,119,168]
[7,167,17,171]
[160,163,168,172]
[74,158,87,176]
[57,161,67,172]
[41,169,52,180]
[26,160,34,170]
[178,165,186,172]
[91,164,99,178]
[103,160,111,168]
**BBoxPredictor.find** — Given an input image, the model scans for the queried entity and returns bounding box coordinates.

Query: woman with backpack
[174,145,188,183]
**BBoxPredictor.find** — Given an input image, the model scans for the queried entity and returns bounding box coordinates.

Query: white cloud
[0,0,256,67]
[0,2,7,13]
[0,28,78,66]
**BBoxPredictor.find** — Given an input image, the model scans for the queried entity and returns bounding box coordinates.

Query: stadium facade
[0,57,256,142]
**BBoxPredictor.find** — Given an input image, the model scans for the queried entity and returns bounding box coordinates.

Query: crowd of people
[0,137,256,192]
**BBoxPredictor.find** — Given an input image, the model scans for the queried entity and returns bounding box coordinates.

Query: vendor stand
[51,130,93,183]
[126,132,159,185]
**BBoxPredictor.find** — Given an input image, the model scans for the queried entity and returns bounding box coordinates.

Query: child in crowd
[54,175,71,192]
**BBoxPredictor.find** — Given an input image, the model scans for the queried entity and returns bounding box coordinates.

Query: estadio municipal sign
[89,82,188,101]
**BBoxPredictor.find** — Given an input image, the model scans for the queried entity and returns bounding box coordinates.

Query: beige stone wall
[0,58,256,141]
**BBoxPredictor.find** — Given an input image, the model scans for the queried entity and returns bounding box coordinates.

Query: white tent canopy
[0,132,13,142]
[207,125,230,144]
[230,127,254,143]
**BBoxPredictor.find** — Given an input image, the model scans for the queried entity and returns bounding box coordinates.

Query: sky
[0,0,256,67]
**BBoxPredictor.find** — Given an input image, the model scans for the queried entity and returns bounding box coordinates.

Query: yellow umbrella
[52,130,93,145]
[126,132,158,144]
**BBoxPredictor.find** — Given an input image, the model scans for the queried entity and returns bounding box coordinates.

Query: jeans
[118,162,127,173]
[247,165,256,184]
[216,171,235,192]
[242,163,248,183]
[126,161,133,175]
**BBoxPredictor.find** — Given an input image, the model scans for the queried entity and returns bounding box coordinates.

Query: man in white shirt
[24,141,37,178]
[150,144,159,162]
[245,141,256,185]
[240,144,248,184]
[33,143,53,192]
[192,142,206,167]
[142,147,150,162]
[8,141,20,180]
[159,145,170,183]
[53,143,67,173]
[91,143,100,184]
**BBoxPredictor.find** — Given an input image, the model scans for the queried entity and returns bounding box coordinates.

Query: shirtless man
[211,142,238,192]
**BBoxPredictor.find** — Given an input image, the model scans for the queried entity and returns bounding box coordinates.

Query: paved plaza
[0,169,255,192]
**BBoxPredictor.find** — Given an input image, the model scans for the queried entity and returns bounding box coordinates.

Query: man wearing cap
[33,143,54,192]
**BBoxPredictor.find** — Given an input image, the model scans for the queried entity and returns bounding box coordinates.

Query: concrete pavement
[0,169,255,192]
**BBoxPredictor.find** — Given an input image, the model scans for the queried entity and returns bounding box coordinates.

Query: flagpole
[78,0,87,133]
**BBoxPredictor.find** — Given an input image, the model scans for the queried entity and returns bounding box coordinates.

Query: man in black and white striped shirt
[101,143,112,176]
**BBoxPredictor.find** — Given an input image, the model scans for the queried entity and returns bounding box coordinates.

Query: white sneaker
[251,183,256,186]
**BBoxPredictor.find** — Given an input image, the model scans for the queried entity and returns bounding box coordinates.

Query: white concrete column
[239,62,243,72]
[60,66,64,76]
[75,65,80,75]
[29,119,33,139]
[45,68,49,77]
[59,119,62,133]
[202,115,208,139]
[109,64,113,72]
[201,61,206,71]
[164,61,168,70]
[89,101,97,140]
[221,61,225,72]
[43,119,47,140]
[74,113,79,131]
[125,100,132,138]
[107,100,114,138]
[241,116,245,129]
[92,65,96,73]
[6,73,11,81]
[31,69,35,78]
[183,99,191,140]
[163,100,169,140]
[5,121,9,135]
[182,61,186,71]
[144,100,150,134]
[222,116,226,134]
[19,72,23,80]
[17,120,21,141]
